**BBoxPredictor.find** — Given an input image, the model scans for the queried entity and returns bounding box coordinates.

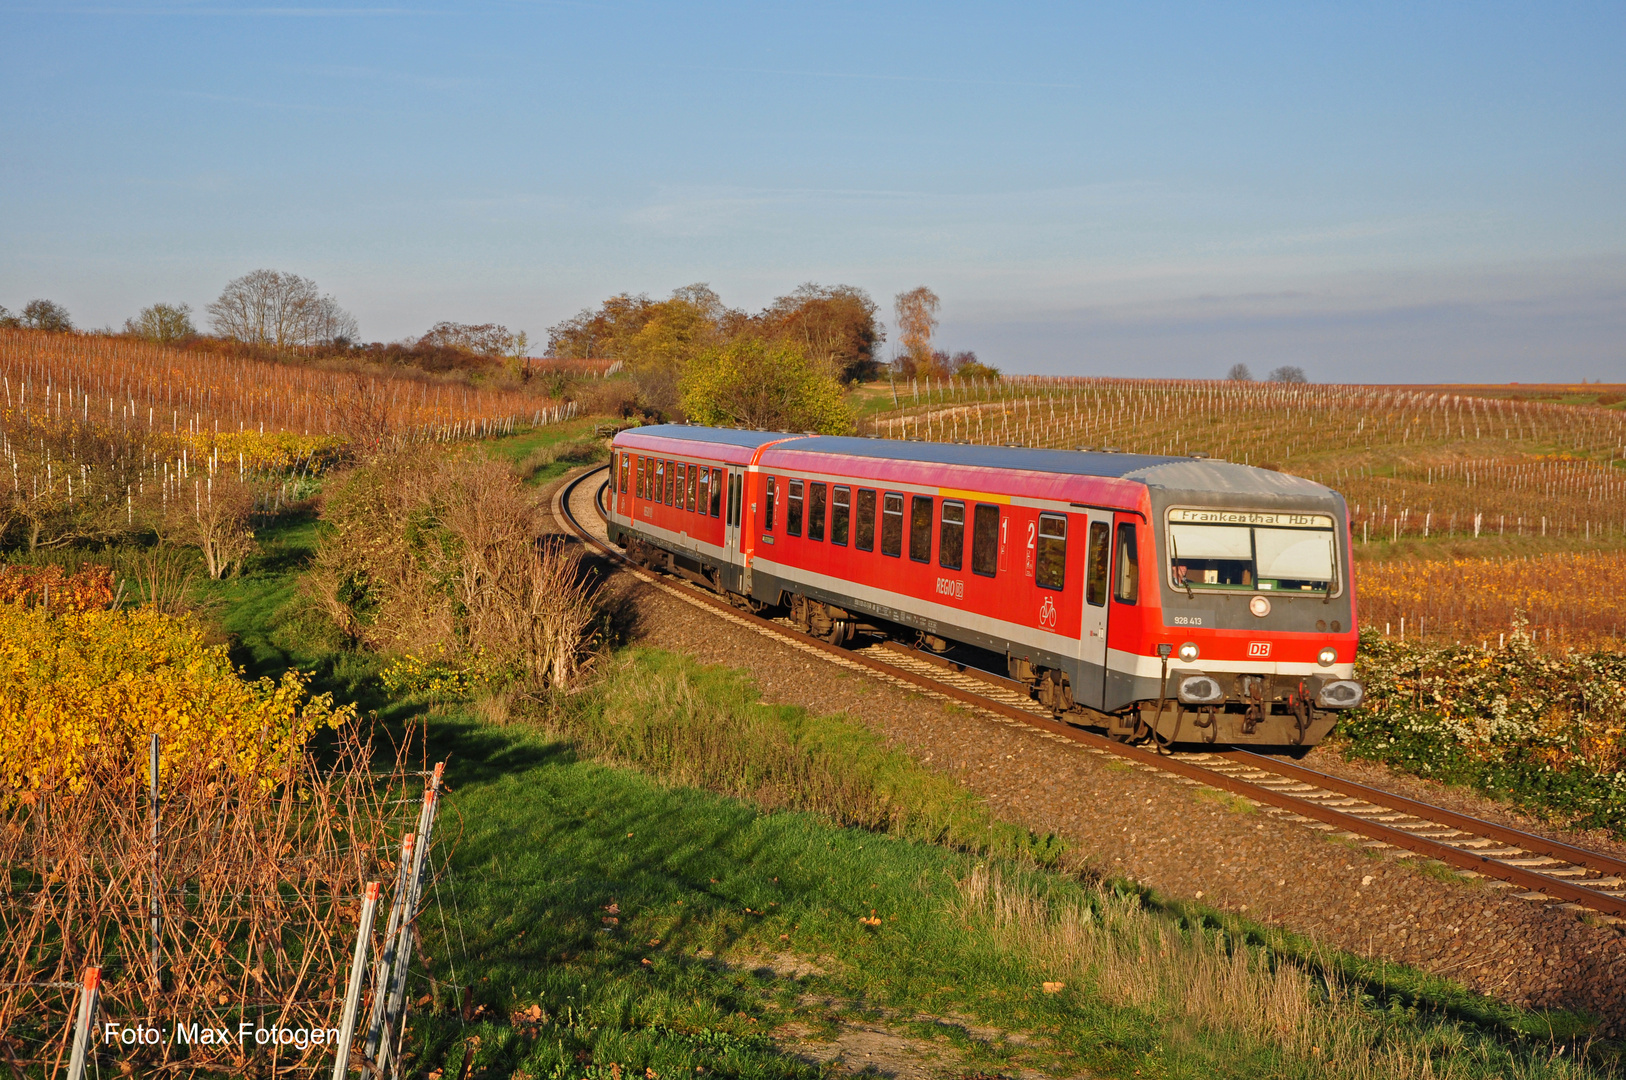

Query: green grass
[177,509,1623,1080]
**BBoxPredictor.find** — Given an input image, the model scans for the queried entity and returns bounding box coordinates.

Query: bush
[1337,629,1626,835]
[0,599,353,794]
[311,449,601,693]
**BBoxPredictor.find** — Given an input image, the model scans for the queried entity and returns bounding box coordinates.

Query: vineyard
[0,329,578,561]
[866,375,1626,647]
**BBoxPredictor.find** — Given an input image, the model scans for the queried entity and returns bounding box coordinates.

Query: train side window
[787,479,804,536]
[881,493,904,557]
[668,460,679,505]
[711,468,724,518]
[696,468,710,516]
[1085,521,1110,606]
[1036,513,1067,590]
[855,489,876,551]
[831,486,850,546]
[971,504,1000,577]
[938,500,964,571]
[636,456,646,499]
[728,473,741,526]
[1114,522,1139,604]
[655,460,666,504]
[909,496,933,563]
[809,483,827,542]
[677,463,689,508]
[687,464,698,511]
[617,452,627,493]
[764,477,777,531]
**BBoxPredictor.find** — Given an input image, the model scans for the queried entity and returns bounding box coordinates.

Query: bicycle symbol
[1038,596,1057,628]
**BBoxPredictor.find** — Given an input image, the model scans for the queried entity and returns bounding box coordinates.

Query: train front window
[809,483,827,542]
[787,479,804,536]
[938,501,964,571]
[881,493,904,557]
[832,486,850,546]
[1035,513,1066,590]
[855,489,876,551]
[1167,511,1336,592]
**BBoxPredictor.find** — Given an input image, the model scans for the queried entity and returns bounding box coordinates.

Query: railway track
[559,464,1626,926]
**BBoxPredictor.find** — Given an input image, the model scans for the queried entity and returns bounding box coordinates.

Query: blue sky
[2,1,1622,381]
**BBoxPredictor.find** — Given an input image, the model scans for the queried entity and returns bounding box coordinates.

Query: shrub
[0,600,354,794]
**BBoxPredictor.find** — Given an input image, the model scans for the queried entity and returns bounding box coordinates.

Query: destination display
[1168,508,1335,529]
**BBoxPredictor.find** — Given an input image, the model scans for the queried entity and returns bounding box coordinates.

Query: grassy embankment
[186,441,1622,1080]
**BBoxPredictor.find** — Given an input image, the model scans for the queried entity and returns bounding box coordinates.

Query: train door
[1073,510,1115,709]
[724,467,745,591]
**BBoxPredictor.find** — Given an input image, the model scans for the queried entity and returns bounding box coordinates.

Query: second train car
[605,424,1364,747]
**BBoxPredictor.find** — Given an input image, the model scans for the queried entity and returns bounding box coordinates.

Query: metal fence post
[66,966,101,1080]
[330,882,381,1080]
[362,833,415,1063]
[376,763,444,1077]
[149,733,161,988]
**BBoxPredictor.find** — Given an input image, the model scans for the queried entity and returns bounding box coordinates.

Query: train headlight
[1249,595,1271,618]
[1317,647,1337,667]
[1177,641,1199,663]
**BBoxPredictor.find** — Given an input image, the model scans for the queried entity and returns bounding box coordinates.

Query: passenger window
[909,496,933,563]
[687,464,698,511]
[618,452,628,493]
[787,479,804,537]
[939,501,964,571]
[1115,522,1139,604]
[855,489,876,551]
[728,473,740,526]
[668,460,679,506]
[636,456,646,499]
[655,460,667,504]
[1036,513,1067,590]
[711,468,724,518]
[764,477,776,531]
[697,468,710,516]
[809,483,827,542]
[1085,521,1110,606]
[971,504,1000,578]
[831,486,850,546]
[881,493,904,557]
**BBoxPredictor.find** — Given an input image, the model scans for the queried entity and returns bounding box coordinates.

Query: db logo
[1247,641,1271,658]
[1038,596,1057,628]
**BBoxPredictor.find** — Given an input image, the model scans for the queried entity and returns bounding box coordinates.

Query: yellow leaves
[0,603,354,797]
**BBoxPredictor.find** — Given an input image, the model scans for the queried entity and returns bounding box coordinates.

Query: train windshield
[1167,510,1336,593]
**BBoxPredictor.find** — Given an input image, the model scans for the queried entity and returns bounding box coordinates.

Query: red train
[605,424,1364,747]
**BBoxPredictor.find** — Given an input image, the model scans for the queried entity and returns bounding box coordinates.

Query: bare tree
[1227,363,1253,381]
[125,302,196,343]
[418,321,520,356]
[207,270,357,348]
[21,300,74,332]
[893,286,940,368]
[1268,365,1307,383]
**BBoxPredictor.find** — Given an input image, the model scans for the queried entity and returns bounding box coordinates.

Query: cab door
[1074,511,1115,709]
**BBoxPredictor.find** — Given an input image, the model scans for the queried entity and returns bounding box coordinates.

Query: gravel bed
[547,470,1626,1034]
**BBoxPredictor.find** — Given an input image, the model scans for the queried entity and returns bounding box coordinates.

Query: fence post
[149,733,161,988]
[66,967,101,1080]
[362,834,416,1063]
[376,763,445,1078]
[330,882,381,1080]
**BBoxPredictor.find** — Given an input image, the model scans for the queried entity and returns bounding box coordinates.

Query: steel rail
[561,465,1626,919]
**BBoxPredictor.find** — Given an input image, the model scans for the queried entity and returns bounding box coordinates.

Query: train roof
[620,425,1335,502]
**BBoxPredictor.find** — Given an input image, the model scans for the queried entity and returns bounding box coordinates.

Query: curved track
[559,464,1626,924]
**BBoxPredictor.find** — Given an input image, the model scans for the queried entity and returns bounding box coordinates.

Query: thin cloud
[668,63,1080,92]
